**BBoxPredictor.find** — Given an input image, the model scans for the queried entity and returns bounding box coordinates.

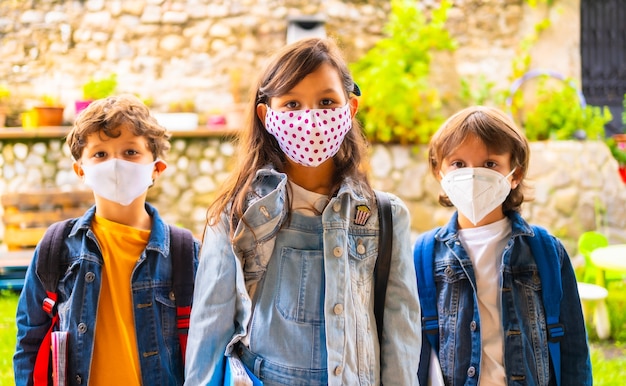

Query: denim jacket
[185,168,421,386]
[415,211,592,386]
[14,204,200,386]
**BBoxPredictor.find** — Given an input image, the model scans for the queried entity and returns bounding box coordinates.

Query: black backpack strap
[33,218,73,385]
[35,218,74,316]
[373,191,393,345]
[169,225,195,362]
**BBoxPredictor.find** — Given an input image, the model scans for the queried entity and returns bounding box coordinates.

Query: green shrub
[350,0,456,144]
[517,79,612,141]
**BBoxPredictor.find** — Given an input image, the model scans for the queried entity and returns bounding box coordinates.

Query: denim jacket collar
[239,167,367,232]
[69,202,170,259]
[436,210,534,243]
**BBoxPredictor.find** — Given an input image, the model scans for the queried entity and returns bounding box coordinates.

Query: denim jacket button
[333,303,344,315]
[75,375,82,384]
[444,266,454,276]
[85,272,95,282]
[357,244,366,255]
[334,365,343,375]
[333,202,341,212]
[467,366,476,377]
[78,322,87,334]
[333,247,343,257]
[169,291,176,301]
[470,321,477,331]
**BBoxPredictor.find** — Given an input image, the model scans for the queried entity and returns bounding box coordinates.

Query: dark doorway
[580,0,626,136]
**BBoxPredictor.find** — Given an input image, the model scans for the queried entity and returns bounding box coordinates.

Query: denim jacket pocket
[434,261,469,284]
[155,288,177,338]
[275,247,324,324]
[510,267,543,292]
[347,234,377,283]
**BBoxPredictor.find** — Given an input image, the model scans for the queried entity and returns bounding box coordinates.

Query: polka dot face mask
[265,104,352,167]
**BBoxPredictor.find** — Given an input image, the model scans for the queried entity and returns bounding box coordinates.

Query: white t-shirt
[288,180,329,215]
[458,217,511,386]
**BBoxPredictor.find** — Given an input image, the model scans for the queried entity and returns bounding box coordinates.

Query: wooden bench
[0,188,93,290]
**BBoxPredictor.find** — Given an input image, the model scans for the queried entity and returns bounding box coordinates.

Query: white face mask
[440,167,516,226]
[82,159,157,206]
[264,104,352,167]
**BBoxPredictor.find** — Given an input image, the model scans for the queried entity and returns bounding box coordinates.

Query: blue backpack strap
[413,228,440,347]
[527,225,563,386]
[413,228,440,384]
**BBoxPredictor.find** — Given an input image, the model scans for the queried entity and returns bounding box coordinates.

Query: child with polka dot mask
[185,38,421,385]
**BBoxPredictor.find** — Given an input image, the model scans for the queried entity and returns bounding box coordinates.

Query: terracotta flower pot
[34,106,65,127]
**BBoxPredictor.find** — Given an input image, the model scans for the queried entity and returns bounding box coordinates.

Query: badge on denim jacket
[354,204,371,225]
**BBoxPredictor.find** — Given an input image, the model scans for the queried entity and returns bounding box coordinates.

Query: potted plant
[513,75,612,141]
[34,94,65,127]
[75,74,117,115]
[349,0,456,144]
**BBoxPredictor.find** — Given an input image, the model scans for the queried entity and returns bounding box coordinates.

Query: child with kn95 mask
[14,94,200,385]
[185,38,421,386]
[413,105,591,386]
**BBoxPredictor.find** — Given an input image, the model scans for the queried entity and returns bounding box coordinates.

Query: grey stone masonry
[0,137,624,256]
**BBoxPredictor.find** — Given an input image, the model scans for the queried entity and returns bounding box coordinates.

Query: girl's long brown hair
[205,38,371,235]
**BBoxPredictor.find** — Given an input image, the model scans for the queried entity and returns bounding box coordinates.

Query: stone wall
[0,0,579,120]
[1,136,624,255]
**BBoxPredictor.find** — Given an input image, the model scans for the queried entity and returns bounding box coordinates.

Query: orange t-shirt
[89,215,150,385]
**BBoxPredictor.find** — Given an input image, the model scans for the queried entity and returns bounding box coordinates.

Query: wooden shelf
[0,126,239,139]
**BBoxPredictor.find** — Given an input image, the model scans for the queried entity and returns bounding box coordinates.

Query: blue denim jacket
[14,204,200,386]
[185,168,421,386]
[415,211,592,386]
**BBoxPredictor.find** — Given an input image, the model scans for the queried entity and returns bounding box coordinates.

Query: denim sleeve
[184,220,239,386]
[13,248,49,386]
[380,194,422,386]
[556,239,593,385]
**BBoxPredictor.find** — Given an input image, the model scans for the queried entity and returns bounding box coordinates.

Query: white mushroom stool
[577,282,610,339]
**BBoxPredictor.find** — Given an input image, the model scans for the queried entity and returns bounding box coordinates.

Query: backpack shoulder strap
[373,190,392,345]
[36,219,74,293]
[413,228,440,348]
[35,218,74,312]
[169,225,196,362]
[527,225,564,386]
[33,218,74,386]
[413,227,440,385]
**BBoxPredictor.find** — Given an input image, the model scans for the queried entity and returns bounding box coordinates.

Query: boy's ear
[73,161,84,178]
[511,168,523,189]
[153,160,167,178]
[435,168,443,182]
